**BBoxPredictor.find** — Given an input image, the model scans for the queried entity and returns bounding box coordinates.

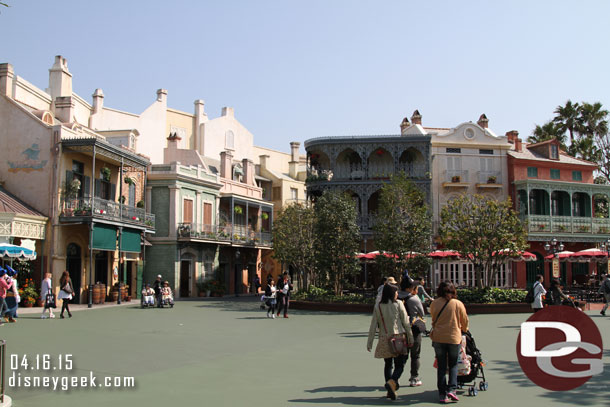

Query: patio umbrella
[544,251,574,261]
[0,243,37,260]
[428,250,461,259]
[570,248,608,262]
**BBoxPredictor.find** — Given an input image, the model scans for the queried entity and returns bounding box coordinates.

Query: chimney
[515,138,523,152]
[156,88,167,103]
[411,110,422,125]
[290,141,300,162]
[221,107,234,117]
[259,154,270,169]
[48,55,72,100]
[194,99,206,151]
[220,150,233,179]
[242,158,255,186]
[54,96,75,123]
[92,88,104,113]
[166,131,181,150]
[506,130,519,144]
[0,63,14,97]
[400,117,410,135]
[477,114,489,129]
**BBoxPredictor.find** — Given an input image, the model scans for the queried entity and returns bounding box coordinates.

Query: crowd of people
[142,274,174,307]
[367,275,470,404]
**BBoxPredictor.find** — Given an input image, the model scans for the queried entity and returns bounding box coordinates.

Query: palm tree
[579,102,609,138]
[529,121,567,149]
[553,100,581,145]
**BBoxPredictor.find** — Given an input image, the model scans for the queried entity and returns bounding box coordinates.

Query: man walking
[153,275,163,308]
[276,272,293,318]
[600,274,610,316]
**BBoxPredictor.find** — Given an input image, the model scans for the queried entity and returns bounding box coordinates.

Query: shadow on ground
[290,388,438,406]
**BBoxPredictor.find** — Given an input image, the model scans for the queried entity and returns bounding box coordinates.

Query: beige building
[0,56,154,303]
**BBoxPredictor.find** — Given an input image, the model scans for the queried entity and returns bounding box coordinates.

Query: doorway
[66,243,82,303]
[180,260,191,298]
[95,252,108,285]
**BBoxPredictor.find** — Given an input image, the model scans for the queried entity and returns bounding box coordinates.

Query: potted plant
[124,176,135,186]
[451,175,461,183]
[557,225,567,232]
[101,167,111,181]
[119,196,126,204]
[234,206,243,215]
[538,224,546,231]
[486,175,497,184]
[18,278,39,307]
[261,212,269,220]
[136,200,145,208]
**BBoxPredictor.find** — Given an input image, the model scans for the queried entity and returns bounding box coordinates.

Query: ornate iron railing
[61,197,155,229]
[177,223,272,247]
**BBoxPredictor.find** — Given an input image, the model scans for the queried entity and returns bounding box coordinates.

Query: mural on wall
[8,144,48,173]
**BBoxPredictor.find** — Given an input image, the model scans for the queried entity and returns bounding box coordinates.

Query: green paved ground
[2,299,610,407]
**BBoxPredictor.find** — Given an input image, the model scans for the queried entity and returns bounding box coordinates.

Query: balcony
[306,163,428,183]
[442,170,469,188]
[476,171,502,188]
[177,223,272,247]
[60,197,155,230]
[521,214,610,241]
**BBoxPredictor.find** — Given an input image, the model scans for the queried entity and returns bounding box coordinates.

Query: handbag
[45,292,57,309]
[411,317,427,336]
[378,304,410,355]
[61,282,73,294]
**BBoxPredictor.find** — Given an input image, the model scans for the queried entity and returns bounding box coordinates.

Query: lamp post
[235,249,241,297]
[544,238,564,282]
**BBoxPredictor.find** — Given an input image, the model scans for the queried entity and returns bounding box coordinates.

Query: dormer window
[550,144,559,160]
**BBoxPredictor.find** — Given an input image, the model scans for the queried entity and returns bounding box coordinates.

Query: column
[168,186,179,238]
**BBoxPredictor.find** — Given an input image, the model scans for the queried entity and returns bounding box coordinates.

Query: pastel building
[0,56,154,302]
[507,135,610,287]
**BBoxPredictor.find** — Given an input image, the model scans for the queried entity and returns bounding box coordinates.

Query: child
[142,283,155,306]
[263,280,277,318]
[161,281,174,306]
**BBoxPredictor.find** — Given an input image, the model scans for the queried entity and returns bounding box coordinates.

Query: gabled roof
[0,187,46,217]
[507,144,597,167]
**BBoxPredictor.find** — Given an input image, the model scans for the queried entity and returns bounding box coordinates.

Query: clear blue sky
[2,0,609,153]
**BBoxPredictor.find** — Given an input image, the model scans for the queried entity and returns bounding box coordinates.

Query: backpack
[524,284,536,304]
[545,289,555,306]
[603,280,610,294]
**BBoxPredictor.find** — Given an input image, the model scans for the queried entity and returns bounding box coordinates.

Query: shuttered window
[183,199,193,224]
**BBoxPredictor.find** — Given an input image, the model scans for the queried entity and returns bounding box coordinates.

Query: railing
[307,163,428,182]
[478,170,502,184]
[444,170,469,183]
[522,214,610,234]
[61,197,155,229]
[177,223,272,247]
[358,214,376,231]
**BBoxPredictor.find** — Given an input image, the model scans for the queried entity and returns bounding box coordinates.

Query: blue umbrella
[0,244,37,260]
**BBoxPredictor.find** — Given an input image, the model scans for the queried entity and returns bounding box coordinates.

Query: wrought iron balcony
[177,223,272,247]
[60,197,155,230]
[521,214,610,237]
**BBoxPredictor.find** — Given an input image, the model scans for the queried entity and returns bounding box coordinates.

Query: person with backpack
[546,278,569,306]
[529,274,546,313]
[599,274,610,316]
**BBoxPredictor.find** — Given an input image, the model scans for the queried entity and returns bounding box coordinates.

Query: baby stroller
[457,331,488,396]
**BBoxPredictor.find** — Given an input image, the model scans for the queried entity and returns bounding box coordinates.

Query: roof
[0,187,46,217]
[507,144,598,167]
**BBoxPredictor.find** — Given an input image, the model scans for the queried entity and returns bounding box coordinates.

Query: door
[95,252,108,285]
[234,263,243,294]
[126,262,134,297]
[180,260,190,298]
[526,252,544,289]
[248,264,256,294]
[66,243,82,303]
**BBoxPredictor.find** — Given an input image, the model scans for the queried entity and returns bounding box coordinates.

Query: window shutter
[95,179,102,198]
[110,184,116,201]
[204,203,212,225]
[65,170,73,183]
[83,176,91,198]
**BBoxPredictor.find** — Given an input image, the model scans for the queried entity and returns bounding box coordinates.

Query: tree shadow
[305,386,381,393]
[290,389,439,406]
[338,332,369,338]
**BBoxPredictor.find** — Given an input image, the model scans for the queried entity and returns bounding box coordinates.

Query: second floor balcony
[60,197,155,231]
[177,222,272,247]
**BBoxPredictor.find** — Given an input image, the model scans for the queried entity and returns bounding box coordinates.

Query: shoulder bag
[429,298,451,340]
[378,304,410,355]
[61,281,73,294]
[45,282,56,309]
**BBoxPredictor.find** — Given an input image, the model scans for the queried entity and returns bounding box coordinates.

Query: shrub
[292,286,374,304]
[456,288,527,304]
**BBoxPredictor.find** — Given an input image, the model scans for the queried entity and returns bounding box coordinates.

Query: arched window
[225,130,235,150]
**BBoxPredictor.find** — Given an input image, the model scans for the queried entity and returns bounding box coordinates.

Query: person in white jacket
[531,274,546,313]
[40,272,55,319]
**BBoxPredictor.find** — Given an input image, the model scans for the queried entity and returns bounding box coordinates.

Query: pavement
[1,298,609,407]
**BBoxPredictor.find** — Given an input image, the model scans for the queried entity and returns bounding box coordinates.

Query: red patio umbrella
[544,250,574,261]
[428,250,461,259]
[570,248,608,262]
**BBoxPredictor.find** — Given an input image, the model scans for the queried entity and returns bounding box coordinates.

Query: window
[572,171,582,181]
[550,144,559,160]
[183,199,193,224]
[550,169,560,180]
[446,148,461,154]
[479,149,494,155]
[225,130,235,150]
[203,202,212,227]
[72,161,85,198]
[291,188,298,200]
[128,183,136,206]
[527,167,538,178]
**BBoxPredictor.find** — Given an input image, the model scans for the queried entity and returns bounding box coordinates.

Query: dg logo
[516,306,603,391]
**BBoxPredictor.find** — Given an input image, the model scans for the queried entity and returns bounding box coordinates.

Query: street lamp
[235,249,241,297]
[544,238,564,283]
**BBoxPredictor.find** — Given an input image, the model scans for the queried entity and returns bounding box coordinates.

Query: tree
[439,195,528,288]
[313,191,361,294]
[373,173,432,278]
[553,100,580,145]
[580,102,610,183]
[272,203,316,290]
[528,121,567,149]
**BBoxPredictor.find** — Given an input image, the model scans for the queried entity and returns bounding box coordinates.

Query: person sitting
[142,284,155,306]
[161,281,174,306]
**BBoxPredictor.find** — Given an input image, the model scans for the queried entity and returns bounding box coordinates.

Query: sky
[2,0,609,154]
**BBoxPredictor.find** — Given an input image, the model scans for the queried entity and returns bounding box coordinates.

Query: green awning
[120,228,141,253]
[92,224,117,251]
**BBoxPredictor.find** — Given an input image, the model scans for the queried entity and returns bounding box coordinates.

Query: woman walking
[58,271,73,318]
[531,274,546,313]
[264,279,277,318]
[40,272,55,319]
[367,284,414,400]
[430,281,469,404]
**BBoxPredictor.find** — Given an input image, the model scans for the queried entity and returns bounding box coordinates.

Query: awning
[120,228,141,253]
[92,224,117,251]
[0,243,37,260]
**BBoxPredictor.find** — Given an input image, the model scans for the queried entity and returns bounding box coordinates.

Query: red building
[507,132,610,287]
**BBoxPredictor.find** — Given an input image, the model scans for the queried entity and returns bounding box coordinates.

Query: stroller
[457,331,488,396]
